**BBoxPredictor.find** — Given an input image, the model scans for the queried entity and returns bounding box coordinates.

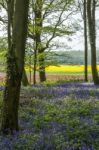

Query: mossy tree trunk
[1,0,29,134]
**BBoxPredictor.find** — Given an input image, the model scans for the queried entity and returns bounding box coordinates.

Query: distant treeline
[47,50,99,65]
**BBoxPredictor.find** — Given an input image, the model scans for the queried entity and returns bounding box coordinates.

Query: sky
[0,7,99,51]
[67,10,99,51]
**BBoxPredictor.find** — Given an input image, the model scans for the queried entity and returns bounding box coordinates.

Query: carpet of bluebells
[1,82,99,149]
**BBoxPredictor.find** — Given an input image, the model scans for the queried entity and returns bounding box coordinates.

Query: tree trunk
[32,1,37,85]
[38,49,46,82]
[33,42,37,84]
[84,0,88,82]
[39,69,46,82]
[1,0,29,134]
[7,0,14,50]
[33,50,37,84]
[87,0,99,84]
[35,0,46,82]
[22,69,29,86]
[7,0,29,87]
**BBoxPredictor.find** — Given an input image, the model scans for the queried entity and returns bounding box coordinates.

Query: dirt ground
[0,72,92,84]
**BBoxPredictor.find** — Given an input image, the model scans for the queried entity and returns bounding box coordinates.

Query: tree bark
[7,0,14,50]
[84,0,88,82]
[87,0,99,84]
[22,69,29,86]
[35,0,46,82]
[7,0,29,87]
[38,49,46,82]
[1,0,29,134]
[33,48,37,84]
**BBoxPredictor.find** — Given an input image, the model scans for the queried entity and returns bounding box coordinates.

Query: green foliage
[0,38,7,72]
[42,26,73,36]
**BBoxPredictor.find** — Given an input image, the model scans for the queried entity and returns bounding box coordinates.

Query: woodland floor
[0,82,99,149]
[0,72,92,84]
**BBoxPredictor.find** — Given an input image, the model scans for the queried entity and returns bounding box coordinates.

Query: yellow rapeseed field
[25,65,99,73]
[45,65,99,72]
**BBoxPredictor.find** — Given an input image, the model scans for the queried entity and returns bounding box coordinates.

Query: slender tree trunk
[29,55,32,84]
[1,0,29,134]
[84,0,88,82]
[33,47,37,84]
[32,0,37,85]
[38,49,46,82]
[22,69,29,86]
[33,28,37,85]
[35,0,46,82]
[87,0,99,84]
